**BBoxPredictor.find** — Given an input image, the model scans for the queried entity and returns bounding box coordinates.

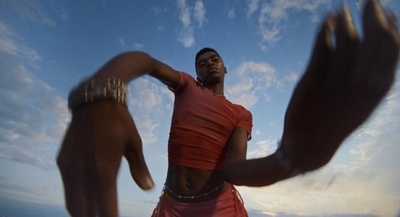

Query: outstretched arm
[223,0,399,186]
[90,51,180,86]
[57,51,179,217]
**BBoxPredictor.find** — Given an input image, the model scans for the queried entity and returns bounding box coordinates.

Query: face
[195,51,226,86]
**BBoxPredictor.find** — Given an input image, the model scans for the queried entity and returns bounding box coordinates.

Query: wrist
[68,77,128,110]
[274,143,303,178]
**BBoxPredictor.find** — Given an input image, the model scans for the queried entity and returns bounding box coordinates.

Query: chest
[172,85,240,133]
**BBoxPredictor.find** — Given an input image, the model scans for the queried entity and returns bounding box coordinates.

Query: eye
[198,62,206,68]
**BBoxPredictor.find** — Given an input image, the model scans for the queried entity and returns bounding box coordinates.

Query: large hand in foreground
[281,0,399,172]
[57,103,154,217]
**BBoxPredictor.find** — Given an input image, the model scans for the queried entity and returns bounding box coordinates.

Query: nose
[206,59,214,67]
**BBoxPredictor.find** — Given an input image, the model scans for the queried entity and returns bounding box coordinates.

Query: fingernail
[343,5,351,20]
[145,177,154,189]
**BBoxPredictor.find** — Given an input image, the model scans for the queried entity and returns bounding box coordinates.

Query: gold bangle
[68,77,127,110]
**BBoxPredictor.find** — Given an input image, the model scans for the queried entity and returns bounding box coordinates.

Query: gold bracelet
[68,77,127,110]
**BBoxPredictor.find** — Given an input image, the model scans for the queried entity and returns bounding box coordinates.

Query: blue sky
[0,0,400,216]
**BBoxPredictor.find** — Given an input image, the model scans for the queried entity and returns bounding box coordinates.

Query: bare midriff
[164,162,228,203]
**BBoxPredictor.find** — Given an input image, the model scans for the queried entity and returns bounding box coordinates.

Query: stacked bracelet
[68,77,128,110]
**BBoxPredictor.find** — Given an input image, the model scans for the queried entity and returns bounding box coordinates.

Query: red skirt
[151,184,248,217]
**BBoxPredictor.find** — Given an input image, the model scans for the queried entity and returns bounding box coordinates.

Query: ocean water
[0,198,68,217]
[0,198,135,217]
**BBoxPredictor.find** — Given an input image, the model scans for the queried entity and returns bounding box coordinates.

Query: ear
[224,67,227,74]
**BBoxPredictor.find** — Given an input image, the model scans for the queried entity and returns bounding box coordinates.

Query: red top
[168,72,253,170]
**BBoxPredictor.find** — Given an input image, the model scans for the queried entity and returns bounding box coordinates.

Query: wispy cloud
[0,54,69,170]
[239,77,400,217]
[0,22,41,62]
[128,78,173,145]
[5,0,56,26]
[227,61,278,108]
[176,0,206,47]
[349,81,400,163]
[247,0,260,17]
[247,0,330,46]
[247,139,277,158]
[194,0,206,27]
[0,22,69,170]
[227,8,235,19]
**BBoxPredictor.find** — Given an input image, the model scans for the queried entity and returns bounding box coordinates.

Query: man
[57,0,399,216]
[148,47,253,216]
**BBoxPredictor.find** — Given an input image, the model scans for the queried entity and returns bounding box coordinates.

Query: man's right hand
[57,102,154,217]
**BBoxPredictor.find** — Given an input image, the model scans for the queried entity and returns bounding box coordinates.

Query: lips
[208,68,218,73]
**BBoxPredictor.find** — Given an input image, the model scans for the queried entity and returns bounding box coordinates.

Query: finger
[361,0,399,53]
[124,122,154,190]
[303,15,335,82]
[330,5,361,86]
[57,148,91,216]
[58,120,98,217]
[335,5,360,51]
[359,0,399,91]
[387,10,399,36]
[125,142,154,190]
[95,170,119,217]
[362,0,390,37]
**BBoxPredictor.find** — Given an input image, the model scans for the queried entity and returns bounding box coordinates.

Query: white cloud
[247,139,277,158]
[176,0,206,47]
[227,8,235,19]
[119,38,127,48]
[177,0,191,28]
[226,61,278,108]
[238,75,400,217]
[0,21,69,170]
[349,82,400,163]
[178,27,195,48]
[194,0,206,27]
[6,0,56,26]
[0,22,40,62]
[128,78,173,145]
[234,71,400,217]
[176,0,194,47]
[59,7,69,22]
[253,0,330,45]
[247,0,260,17]
[134,43,144,49]
[118,38,144,50]
[0,54,69,170]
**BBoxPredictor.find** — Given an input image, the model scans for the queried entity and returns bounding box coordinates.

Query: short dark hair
[195,47,220,64]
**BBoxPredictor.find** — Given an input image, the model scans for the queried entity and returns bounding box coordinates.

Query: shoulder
[233,103,253,122]
[238,105,252,119]
[178,71,195,81]
[169,71,198,92]
[226,100,252,115]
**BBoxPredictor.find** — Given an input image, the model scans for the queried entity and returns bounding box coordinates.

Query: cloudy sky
[0,0,399,216]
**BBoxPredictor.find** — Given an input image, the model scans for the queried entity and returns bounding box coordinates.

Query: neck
[204,83,224,97]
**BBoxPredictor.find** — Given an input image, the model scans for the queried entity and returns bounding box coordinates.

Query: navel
[186,180,192,189]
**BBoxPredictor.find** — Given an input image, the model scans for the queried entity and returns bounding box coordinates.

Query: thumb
[124,127,154,190]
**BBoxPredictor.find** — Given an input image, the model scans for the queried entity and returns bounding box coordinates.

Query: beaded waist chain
[163,182,226,200]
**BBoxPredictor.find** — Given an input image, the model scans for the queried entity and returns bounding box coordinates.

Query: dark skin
[58,50,252,215]
[164,51,249,202]
[222,0,399,185]
[57,0,399,216]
